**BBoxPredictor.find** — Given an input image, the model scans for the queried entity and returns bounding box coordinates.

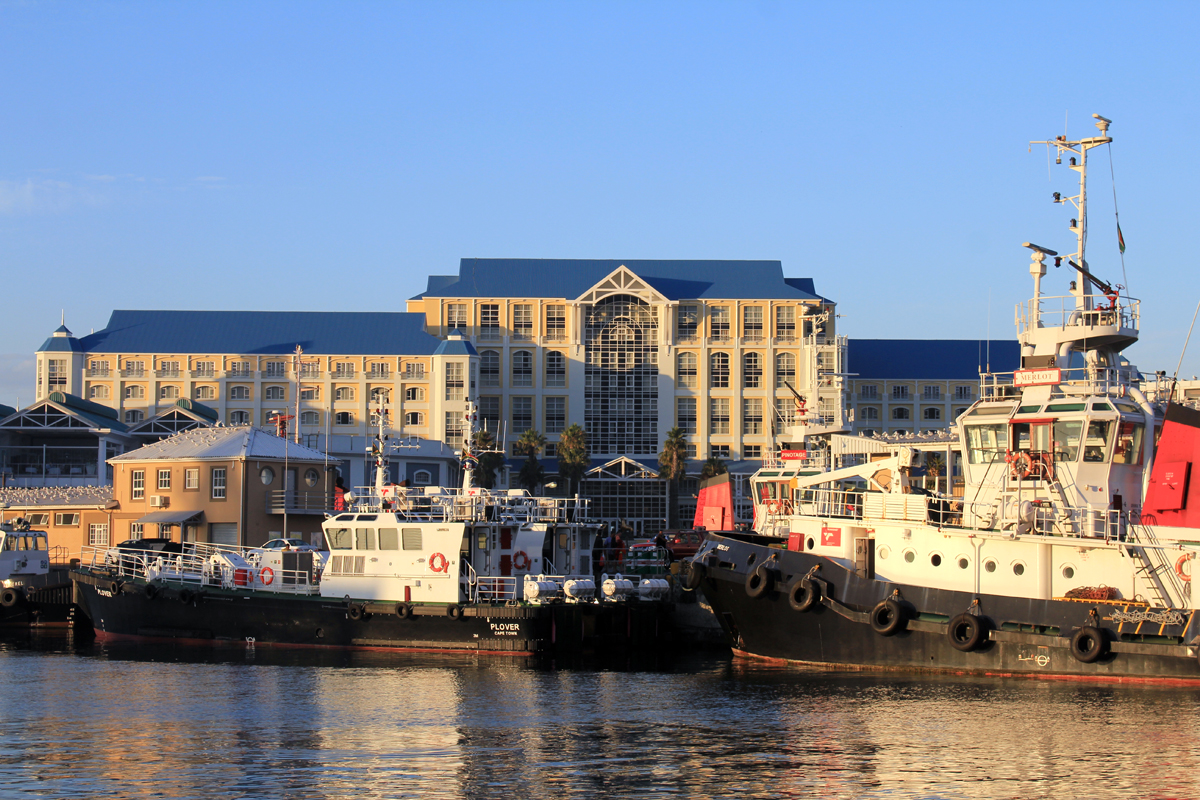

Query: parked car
[106,538,184,573]
[628,530,706,562]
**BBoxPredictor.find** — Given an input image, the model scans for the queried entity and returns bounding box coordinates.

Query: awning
[134,510,204,526]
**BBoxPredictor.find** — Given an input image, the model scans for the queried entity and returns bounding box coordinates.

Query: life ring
[1070,626,1109,663]
[512,550,530,571]
[744,563,775,599]
[870,598,907,636]
[1012,452,1034,479]
[788,579,819,612]
[1176,554,1193,582]
[259,567,275,586]
[429,552,450,573]
[947,613,988,652]
[0,587,22,608]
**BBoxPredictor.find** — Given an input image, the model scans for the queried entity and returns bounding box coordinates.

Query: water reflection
[0,631,1198,799]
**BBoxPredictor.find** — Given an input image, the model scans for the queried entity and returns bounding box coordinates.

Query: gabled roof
[417,259,828,302]
[0,393,128,433]
[127,400,219,438]
[848,339,1021,381]
[77,311,441,356]
[109,426,340,464]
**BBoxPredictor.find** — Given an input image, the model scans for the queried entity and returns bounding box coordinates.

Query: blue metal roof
[77,311,442,356]
[38,329,83,352]
[848,339,1020,381]
[433,336,478,357]
[418,259,825,301]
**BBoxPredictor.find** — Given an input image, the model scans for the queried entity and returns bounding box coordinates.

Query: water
[1,631,1199,800]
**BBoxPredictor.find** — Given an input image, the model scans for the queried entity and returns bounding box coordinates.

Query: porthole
[957,557,970,570]
[903,550,916,564]
[878,546,890,560]
[807,537,815,551]
[984,559,997,573]
[930,553,943,567]
[1062,566,1076,579]
[260,467,275,485]
[1013,562,1026,576]
[305,468,319,487]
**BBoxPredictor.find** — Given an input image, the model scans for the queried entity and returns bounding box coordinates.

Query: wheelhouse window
[1052,420,1083,461]
[965,424,1008,464]
[1083,420,1113,462]
[1113,422,1145,465]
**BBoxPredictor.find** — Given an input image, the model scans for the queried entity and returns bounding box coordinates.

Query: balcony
[120,370,146,379]
[402,366,426,380]
[156,369,182,379]
[190,370,217,379]
[266,490,334,515]
[84,369,111,379]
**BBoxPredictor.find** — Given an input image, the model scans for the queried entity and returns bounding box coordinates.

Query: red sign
[781,450,808,460]
[821,526,841,547]
[1014,368,1061,387]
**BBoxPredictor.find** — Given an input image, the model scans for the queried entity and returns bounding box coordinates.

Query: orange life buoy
[1012,452,1033,479]
[512,550,530,570]
[1176,554,1193,582]
[260,567,274,586]
[429,552,449,573]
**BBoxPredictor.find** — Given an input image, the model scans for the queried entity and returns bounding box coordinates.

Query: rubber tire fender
[870,598,907,636]
[788,579,820,612]
[446,604,464,620]
[947,613,988,652]
[348,603,366,622]
[744,564,775,599]
[144,583,159,600]
[178,589,193,604]
[108,581,122,596]
[1070,626,1109,663]
[684,561,706,591]
[0,587,22,608]
[396,603,413,619]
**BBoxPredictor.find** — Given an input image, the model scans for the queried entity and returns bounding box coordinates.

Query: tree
[658,427,689,530]
[470,429,505,490]
[513,428,546,493]
[924,453,945,493]
[514,428,546,458]
[699,456,727,480]
[557,423,589,496]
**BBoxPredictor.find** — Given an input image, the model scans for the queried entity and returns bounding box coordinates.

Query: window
[124,360,146,377]
[335,386,355,401]
[125,385,145,400]
[265,386,286,401]
[185,469,199,490]
[743,306,763,341]
[710,353,730,388]
[677,398,697,434]
[195,385,215,400]
[861,407,880,421]
[335,411,354,426]
[265,361,287,377]
[893,407,911,420]
[955,386,974,401]
[512,351,533,388]
[479,304,500,340]
[194,360,215,377]
[212,467,226,499]
[743,398,763,435]
[710,398,730,434]
[301,411,320,425]
[124,410,144,424]
[775,353,796,388]
[54,512,80,526]
[710,306,731,341]
[544,443,557,458]
[300,386,320,401]
[677,305,699,342]
[404,363,425,380]
[129,522,144,538]
[955,408,969,419]
[413,470,433,486]
[370,388,390,405]
[228,360,251,377]
[160,385,180,399]
[405,386,425,402]
[25,513,49,526]
[88,523,109,547]
[89,385,110,400]
[43,358,67,391]
[230,410,249,425]
[711,445,731,458]
[446,303,467,331]
[479,350,500,387]
[512,304,533,340]
[404,411,424,426]
[512,396,533,432]
[367,362,390,379]
[230,385,251,400]
[132,469,145,500]
[299,361,320,378]
[334,363,356,378]
[775,306,796,341]
[677,352,697,389]
[445,412,464,448]
[479,397,500,431]
[860,385,878,399]
[545,397,565,434]
[923,386,942,400]
[445,362,464,401]
[545,305,566,340]
[743,352,762,388]
[892,386,910,400]
[923,407,942,421]
[744,445,762,459]
[545,351,566,387]
[89,359,110,377]
[158,361,181,377]
[158,469,171,490]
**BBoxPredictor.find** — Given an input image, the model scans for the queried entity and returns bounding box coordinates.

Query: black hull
[71,569,672,655]
[699,532,1200,684]
[0,579,77,629]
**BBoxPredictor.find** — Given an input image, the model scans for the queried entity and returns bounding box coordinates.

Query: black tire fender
[0,587,22,608]
[744,564,775,599]
[947,613,988,652]
[348,603,366,622]
[870,598,907,636]
[144,583,159,600]
[178,589,193,604]
[447,604,464,620]
[684,561,705,591]
[788,579,820,612]
[1070,626,1109,663]
[396,603,413,619]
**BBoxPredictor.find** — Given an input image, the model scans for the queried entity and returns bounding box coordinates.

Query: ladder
[1123,522,1182,608]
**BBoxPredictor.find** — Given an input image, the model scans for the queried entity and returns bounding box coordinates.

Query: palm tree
[925,453,945,493]
[659,427,689,529]
[514,428,546,458]
[513,429,546,493]
[557,423,589,496]
[470,429,505,490]
[699,455,727,481]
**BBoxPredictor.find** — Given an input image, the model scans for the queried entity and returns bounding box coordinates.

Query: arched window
[125,385,145,400]
[335,411,354,425]
[710,353,730,388]
[124,409,144,424]
[405,411,424,426]
[743,352,762,388]
[923,407,942,421]
[371,388,390,404]
[89,385,110,400]
[861,406,879,420]
[954,407,968,419]
[480,350,500,387]
[160,385,180,399]
[265,386,286,400]
[512,350,533,387]
[775,353,796,388]
[893,407,911,420]
[230,410,249,425]
[230,385,251,400]
[677,352,697,388]
[413,470,432,485]
[195,385,215,400]
[335,387,355,401]
[405,386,424,401]
[300,411,320,425]
[545,351,566,387]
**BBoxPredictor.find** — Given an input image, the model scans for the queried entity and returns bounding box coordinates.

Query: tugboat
[690,115,1200,682]
[0,518,75,627]
[71,402,674,655]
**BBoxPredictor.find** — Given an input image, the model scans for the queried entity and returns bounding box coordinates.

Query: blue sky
[2,1,1198,409]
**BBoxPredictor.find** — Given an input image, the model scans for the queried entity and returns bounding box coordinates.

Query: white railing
[344,487,592,524]
[979,366,1137,399]
[82,544,322,596]
[1015,295,1141,335]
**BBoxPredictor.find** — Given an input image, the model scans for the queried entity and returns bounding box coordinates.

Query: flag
[1118,224,1126,254]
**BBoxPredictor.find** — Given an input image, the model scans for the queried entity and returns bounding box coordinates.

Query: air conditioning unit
[149,495,168,508]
